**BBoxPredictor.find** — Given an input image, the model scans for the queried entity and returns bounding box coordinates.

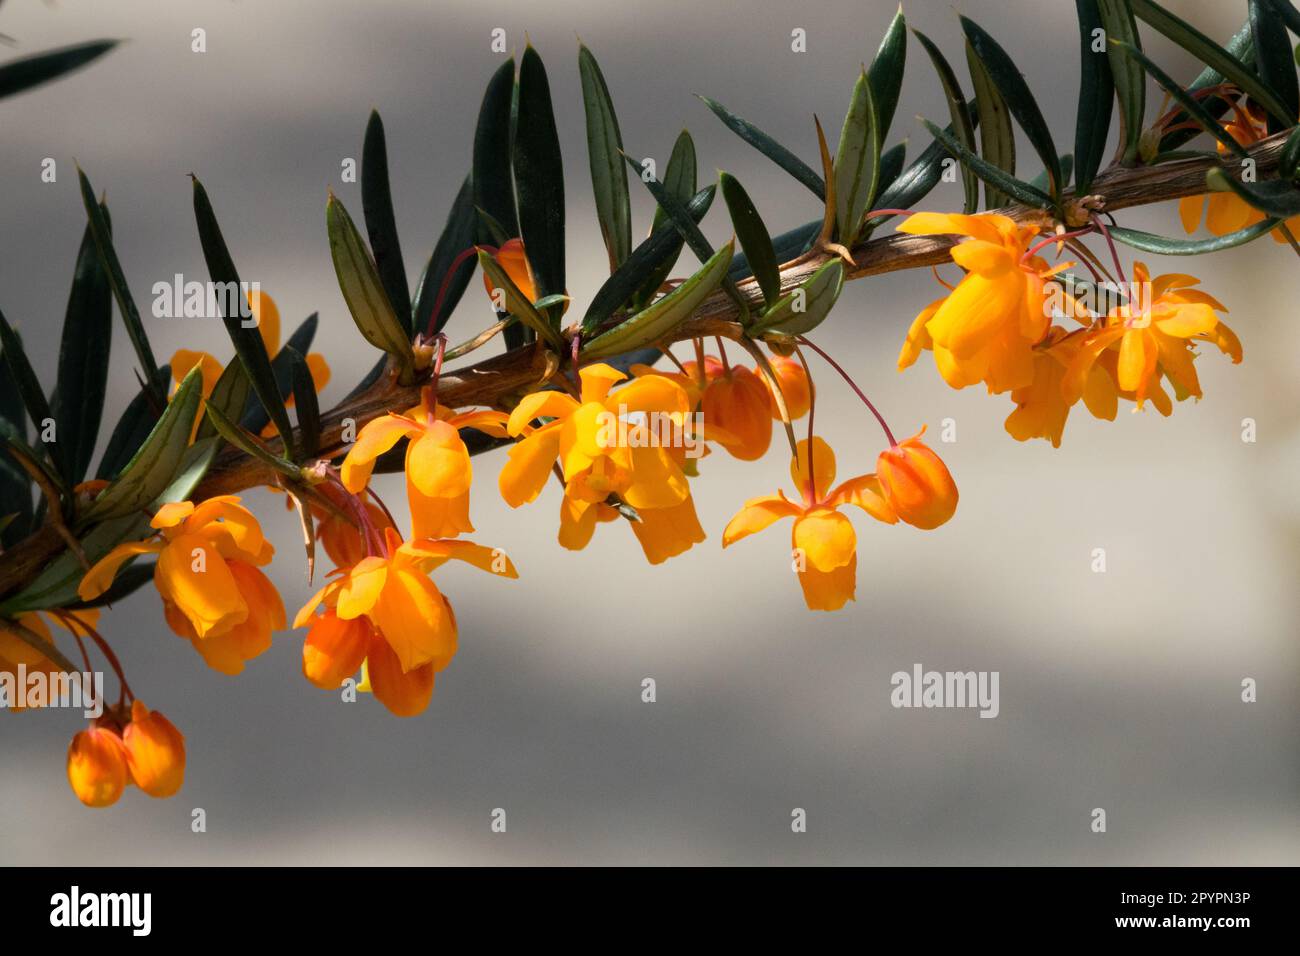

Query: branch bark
[0,132,1287,598]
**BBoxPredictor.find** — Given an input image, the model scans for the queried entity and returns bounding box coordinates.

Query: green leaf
[477,249,563,350]
[77,167,163,402]
[877,141,908,195]
[872,117,978,222]
[1074,0,1116,192]
[238,311,316,435]
[921,119,1054,209]
[1131,0,1293,127]
[0,512,150,614]
[867,7,909,139]
[413,175,477,337]
[195,360,248,443]
[834,69,881,247]
[157,436,219,504]
[362,110,413,334]
[193,175,298,449]
[719,172,780,307]
[581,240,734,359]
[1250,0,1300,134]
[696,95,825,200]
[82,365,204,523]
[584,184,716,335]
[473,58,520,243]
[513,45,566,325]
[1207,167,1300,217]
[731,219,819,282]
[326,191,416,382]
[53,218,112,484]
[1096,0,1145,164]
[1111,40,1249,158]
[966,38,1016,206]
[203,399,301,479]
[579,43,632,272]
[1109,215,1281,252]
[0,307,53,440]
[961,16,1061,202]
[0,348,33,546]
[0,39,118,100]
[637,130,699,307]
[751,259,845,337]
[96,365,170,480]
[913,28,979,213]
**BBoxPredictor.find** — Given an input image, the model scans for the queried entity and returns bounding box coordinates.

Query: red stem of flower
[796,336,898,448]
[1089,213,1127,288]
[56,610,134,708]
[422,245,497,339]
[793,345,818,503]
[1024,225,1095,261]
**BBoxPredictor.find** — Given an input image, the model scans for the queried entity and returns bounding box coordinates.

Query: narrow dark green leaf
[637,130,698,307]
[1131,0,1292,126]
[96,365,170,480]
[362,110,413,333]
[581,241,733,359]
[197,359,249,442]
[921,119,1054,209]
[579,43,632,272]
[0,348,32,545]
[1109,215,1280,252]
[65,560,156,610]
[1074,0,1115,192]
[1207,167,1300,216]
[584,184,716,334]
[961,16,1061,201]
[203,400,301,478]
[877,141,908,195]
[82,365,203,523]
[77,167,162,401]
[413,175,477,337]
[0,308,52,439]
[473,58,520,243]
[696,94,825,200]
[730,219,820,282]
[913,28,979,213]
[719,172,779,307]
[1097,0,1145,164]
[835,69,882,246]
[285,346,321,458]
[1250,0,1299,133]
[238,312,317,435]
[325,191,415,383]
[966,39,1016,206]
[192,175,297,449]
[1112,40,1249,158]
[0,39,117,99]
[513,45,566,325]
[868,7,909,139]
[53,218,112,484]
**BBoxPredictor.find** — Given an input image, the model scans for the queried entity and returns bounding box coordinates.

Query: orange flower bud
[483,238,537,304]
[67,727,128,808]
[761,354,811,420]
[875,430,958,530]
[702,366,773,461]
[122,700,186,799]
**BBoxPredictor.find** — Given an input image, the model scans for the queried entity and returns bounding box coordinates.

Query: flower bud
[875,430,958,530]
[122,700,186,799]
[67,727,128,808]
[761,354,811,421]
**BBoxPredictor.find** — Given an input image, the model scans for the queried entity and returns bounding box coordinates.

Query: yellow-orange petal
[498,426,563,507]
[875,432,958,530]
[721,494,800,547]
[122,699,186,799]
[77,539,164,602]
[793,509,857,572]
[302,609,372,689]
[791,436,836,503]
[67,727,128,808]
[365,629,435,718]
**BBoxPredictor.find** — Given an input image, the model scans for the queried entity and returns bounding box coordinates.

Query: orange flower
[1063,262,1240,412]
[340,396,508,539]
[78,497,284,675]
[896,213,1076,393]
[122,699,186,799]
[875,428,959,530]
[723,438,897,610]
[762,353,812,420]
[701,364,773,460]
[295,528,516,717]
[67,726,129,808]
[1178,104,1300,243]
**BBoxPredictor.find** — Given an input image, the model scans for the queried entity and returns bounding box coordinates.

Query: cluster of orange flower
[897,212,1241,447]
[15,196,1250,806]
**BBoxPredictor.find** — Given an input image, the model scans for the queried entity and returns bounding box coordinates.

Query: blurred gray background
[1,0,1296,865]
